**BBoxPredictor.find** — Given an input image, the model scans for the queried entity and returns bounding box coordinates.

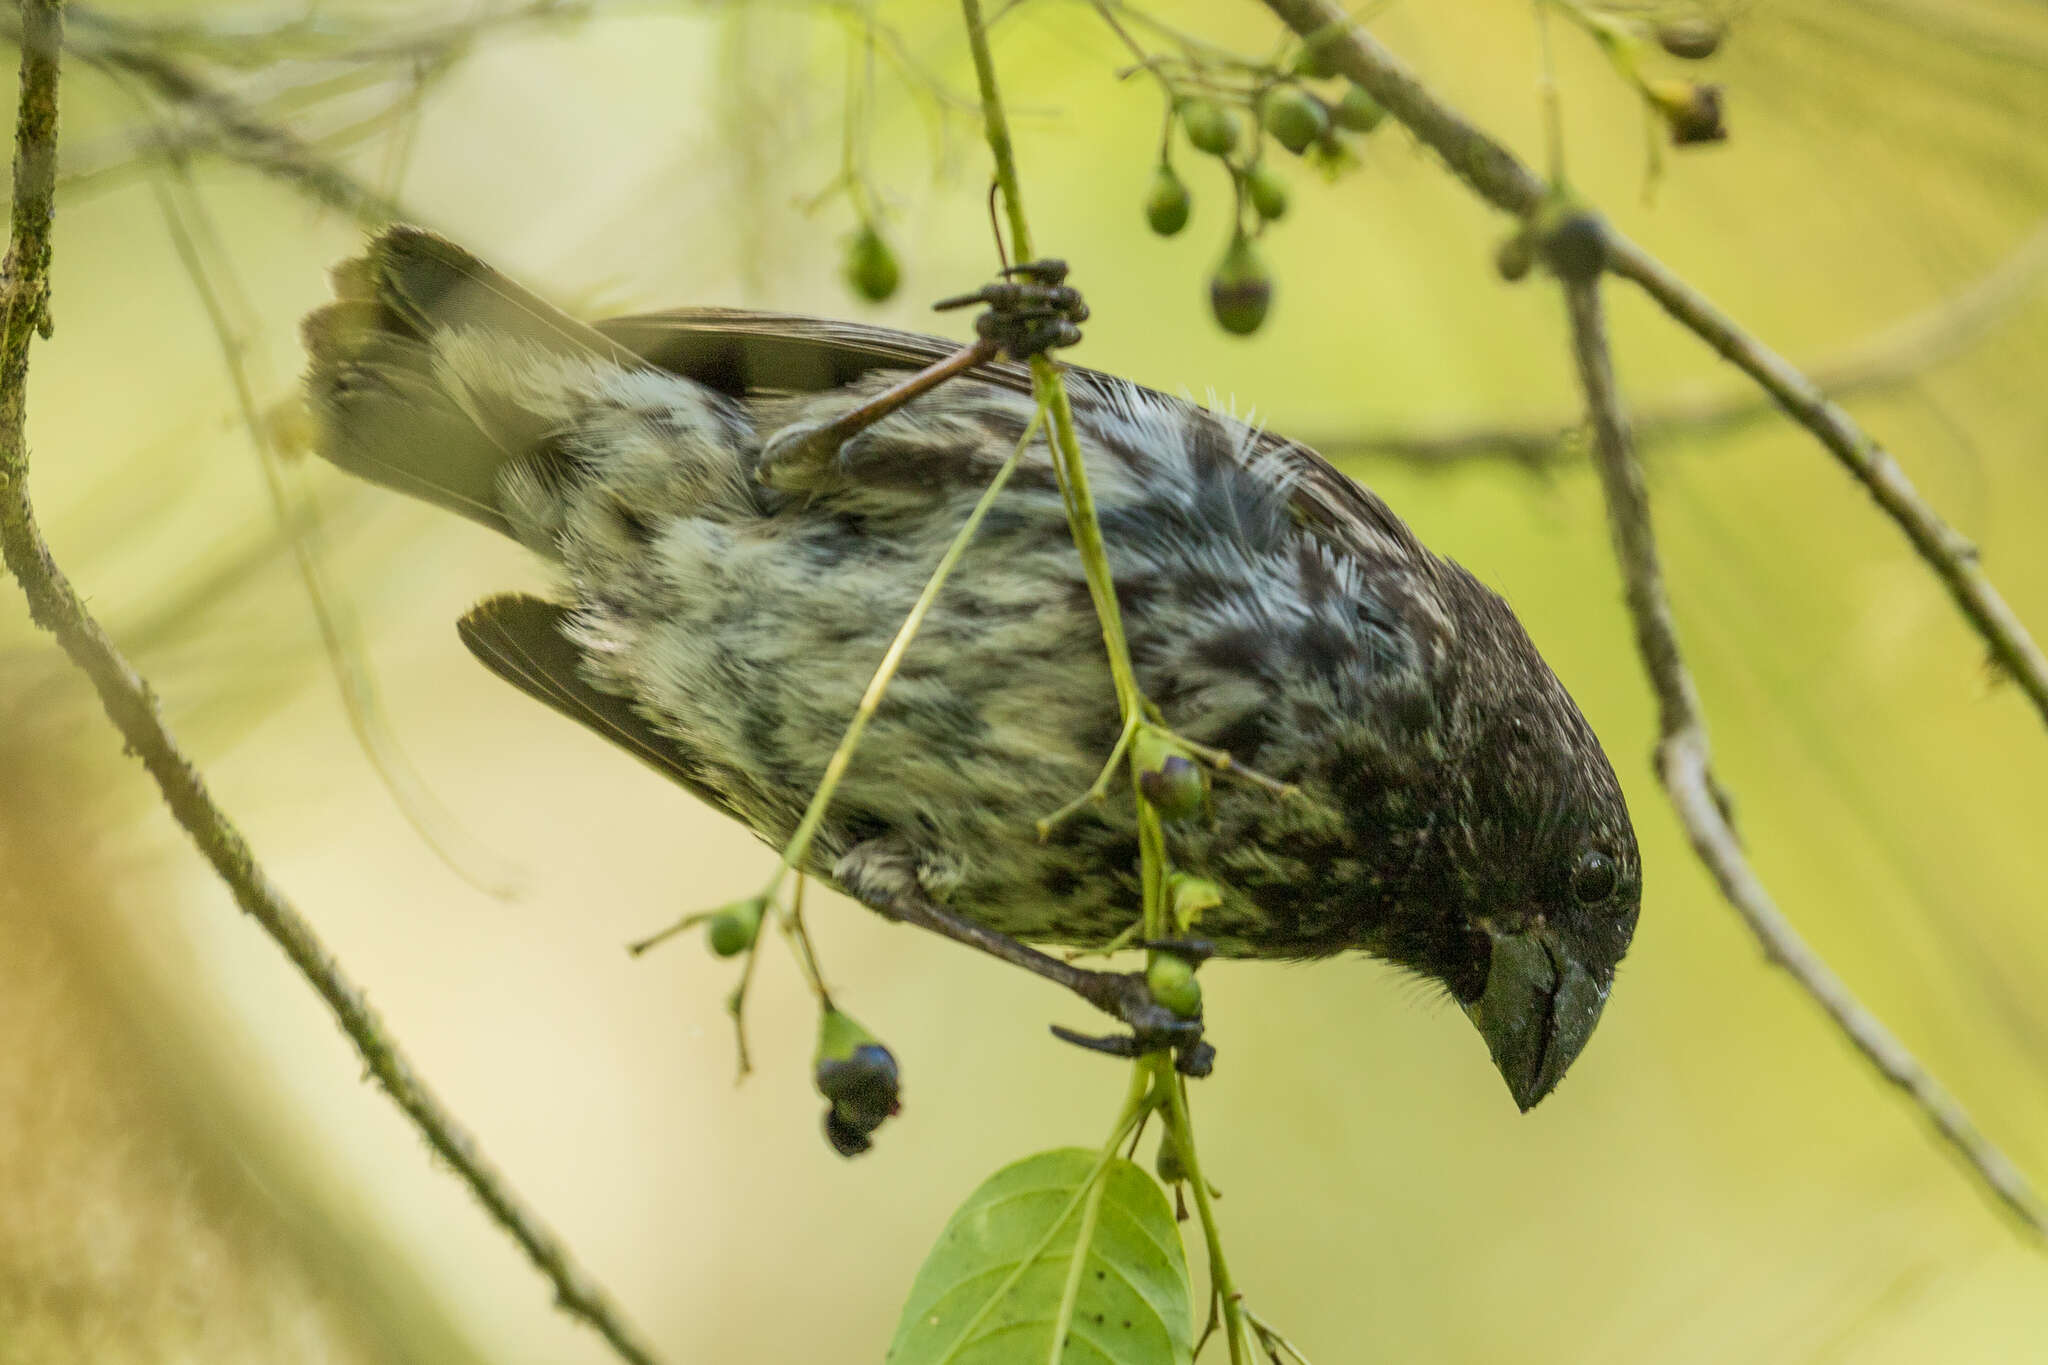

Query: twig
[1311,215,2048,467]
[1256,0,2048,733]
[1563,274,2048,1239]
[0,8,668,1360]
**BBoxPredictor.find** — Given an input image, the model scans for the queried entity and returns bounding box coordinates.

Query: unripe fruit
[1246,164,1289,222]
[1262,86,1330,156]
[1145,164,1192,236]
[843,224,899,302]
[1330,83,1386,133]
[1495,231,1534,283]
[705,898,764,957]
[1180,99,1240,156]
[1656,18,1724,60]
[1146,952,1203,1018]
[1291,30,1344,79]
[1209,234,1272,335]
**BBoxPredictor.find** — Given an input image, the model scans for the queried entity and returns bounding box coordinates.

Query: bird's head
[1356,563,1641,1111]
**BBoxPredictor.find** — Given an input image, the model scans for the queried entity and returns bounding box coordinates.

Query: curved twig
[0,7,667,1360]
[1563,273,2047,1238]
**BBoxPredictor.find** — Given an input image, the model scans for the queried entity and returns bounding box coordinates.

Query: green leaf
[887,1148,1193,1365]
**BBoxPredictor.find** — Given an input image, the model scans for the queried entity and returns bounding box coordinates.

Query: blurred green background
[3,1,2047,1361]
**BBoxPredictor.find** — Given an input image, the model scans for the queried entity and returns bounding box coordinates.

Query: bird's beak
[1462,927,1608,1112]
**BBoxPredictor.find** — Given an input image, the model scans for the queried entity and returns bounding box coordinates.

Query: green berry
[1292,28,1345,79]
[1330,84,1386,133]
[1209,234,1272,336]
[1494,231,1533,283]
[1246,164,1289,222]
[1261,86,1330,156]
[1180,99,1240,157]
[1145,164,1192,236]
[1656,18,1724,60]
[842,223,899,303]
[705,898,764,957]
[1134,729,1205,821]
[1146,952,1202,1018]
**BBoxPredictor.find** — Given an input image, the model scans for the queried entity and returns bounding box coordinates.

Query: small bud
[1330,84,1386,133]
[1494,231,1534,283]
[1167,873,1223,931]
[1180,99,1241,157]
[1261,86,1330,156]
[1209,233,1272,336]
[1145,164,1192,236]
[1534,203,1609,282]
[1644,78,1727,146]
[814,1009,901,1157]
[1655,18,1724,60]
[1145,952,1203,1019]
[705,897,765,957]
[1245,164,1289,222]
[843,223,900,303]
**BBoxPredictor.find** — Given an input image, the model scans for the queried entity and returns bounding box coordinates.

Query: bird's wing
[593,309,1427,565]
[457,593,727,808]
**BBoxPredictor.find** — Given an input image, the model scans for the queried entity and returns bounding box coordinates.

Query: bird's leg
[756,259,1088,492]
[834,840,1210,1072]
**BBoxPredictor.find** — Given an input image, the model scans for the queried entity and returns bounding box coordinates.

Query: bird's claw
[933,258,1088,362]
[1054,969,1213,1077]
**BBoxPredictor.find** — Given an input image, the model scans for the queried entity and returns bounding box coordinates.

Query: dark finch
[302,228,1641,1110]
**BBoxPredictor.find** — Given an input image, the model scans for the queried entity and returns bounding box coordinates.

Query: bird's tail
[300,226,669,548]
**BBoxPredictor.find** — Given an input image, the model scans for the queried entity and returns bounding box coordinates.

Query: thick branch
[1259,0,2048,730]
[0,7,664,1360]
[1564,275,2047,1240]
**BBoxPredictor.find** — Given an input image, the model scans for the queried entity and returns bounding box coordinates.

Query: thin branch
[1563,274,2048,1239]
[1314,215,2048,467]
[1257,0,2048,732]
[0,8,666,1360]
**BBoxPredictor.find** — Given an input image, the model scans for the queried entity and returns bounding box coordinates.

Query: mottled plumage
[302,228,1641,1109]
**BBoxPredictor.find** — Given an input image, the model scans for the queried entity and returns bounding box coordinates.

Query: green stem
[1157,1057,1252,1362]
[959,8,1242,1358]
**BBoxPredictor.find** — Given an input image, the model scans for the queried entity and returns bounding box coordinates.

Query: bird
[301,225,1640,1115]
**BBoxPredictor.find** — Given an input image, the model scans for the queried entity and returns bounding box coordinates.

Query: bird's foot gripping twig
[934,258,1089,361]
[837,841,1213,1076]
[755,260,1084,491]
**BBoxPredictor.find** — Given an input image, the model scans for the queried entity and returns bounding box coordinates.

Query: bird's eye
[1571,849,1618,905]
